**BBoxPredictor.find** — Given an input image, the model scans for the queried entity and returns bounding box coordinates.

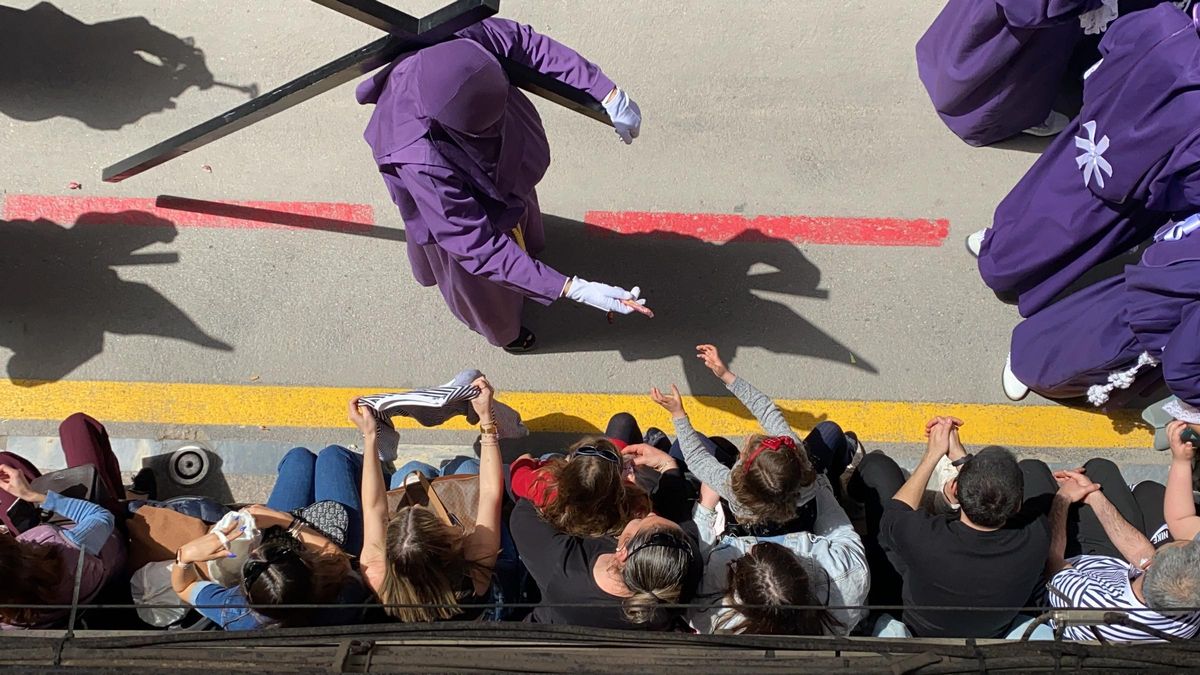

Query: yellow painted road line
[0,378,1149,449]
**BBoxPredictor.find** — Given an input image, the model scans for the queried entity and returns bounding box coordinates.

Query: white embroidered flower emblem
[1075,120,1113,189]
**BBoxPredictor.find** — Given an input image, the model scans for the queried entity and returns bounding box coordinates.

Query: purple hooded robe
[356,19,616,346]
[1010,222,1200,406]
[916,0,1103,146]
[979,3,1200,317]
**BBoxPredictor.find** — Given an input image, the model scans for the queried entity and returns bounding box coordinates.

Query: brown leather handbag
[386,472,479,535]
[125,505,210,575]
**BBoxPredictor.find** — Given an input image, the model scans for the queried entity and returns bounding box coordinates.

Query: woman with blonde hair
[354,376,504,622]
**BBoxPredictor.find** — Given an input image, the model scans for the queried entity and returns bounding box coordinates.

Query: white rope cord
[1079,0,1119,36]
[1087,352,1159,406]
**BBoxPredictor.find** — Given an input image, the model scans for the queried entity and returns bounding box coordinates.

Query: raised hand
[650,384,687,419]
[696,344,735,384]
[348,397,379,438]
[1168,420,1196,463]
[470,376,495,422]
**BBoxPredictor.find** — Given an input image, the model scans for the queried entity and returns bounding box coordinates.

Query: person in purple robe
[356,19,647,352]
[915,0,1117,147]
[969,3,1200,318]
[1001,217,1200,407]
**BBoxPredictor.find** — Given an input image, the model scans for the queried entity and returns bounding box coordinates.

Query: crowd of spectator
[1,345,1198,643]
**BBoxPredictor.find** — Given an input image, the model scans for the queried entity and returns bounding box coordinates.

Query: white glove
[566,276,646,314]
[602,87,641,144]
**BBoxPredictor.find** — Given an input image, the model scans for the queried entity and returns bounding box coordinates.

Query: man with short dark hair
[848,417,1049,638]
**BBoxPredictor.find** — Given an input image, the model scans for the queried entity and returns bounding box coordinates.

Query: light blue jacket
[688,475,869,635]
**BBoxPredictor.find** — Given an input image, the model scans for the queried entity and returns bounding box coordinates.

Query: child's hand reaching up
[696,344,736,385]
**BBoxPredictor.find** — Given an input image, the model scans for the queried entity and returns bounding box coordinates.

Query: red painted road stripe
[584,211,949,246]
[2,195,374,230]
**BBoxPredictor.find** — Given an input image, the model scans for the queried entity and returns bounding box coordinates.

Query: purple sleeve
[396,165,568,304]
[458,18,617,102]
[995,0,1102,28]
[1163,304,1200,407]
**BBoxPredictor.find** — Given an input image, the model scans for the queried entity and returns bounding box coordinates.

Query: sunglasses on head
[242,547,295,588]
[574,444,621,465]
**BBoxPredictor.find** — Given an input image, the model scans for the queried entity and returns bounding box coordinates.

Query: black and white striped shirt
[1048,555,1200,642]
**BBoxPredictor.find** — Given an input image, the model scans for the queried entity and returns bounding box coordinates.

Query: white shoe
[1023,110,1069,138]
[1002,354,1030,401]
[965,229,986,258]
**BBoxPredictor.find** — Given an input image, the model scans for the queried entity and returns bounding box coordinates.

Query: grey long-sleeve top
[672,376,821,521]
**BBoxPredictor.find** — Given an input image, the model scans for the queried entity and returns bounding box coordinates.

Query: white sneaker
[965,229,986,258]
[1023,110,1069,138]
[1002,354,1030,401]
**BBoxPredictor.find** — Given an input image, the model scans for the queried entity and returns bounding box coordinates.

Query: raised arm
[463,377,504,591]
[458,17,616,102]
[652,384,736,505]
[696,344,796,440]
[893,419,952,510]
[349,398,389,592]
[1163,420,1200,540]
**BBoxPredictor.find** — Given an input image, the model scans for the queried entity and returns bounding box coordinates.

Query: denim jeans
[390,455,481,489]
[267,445,376,556]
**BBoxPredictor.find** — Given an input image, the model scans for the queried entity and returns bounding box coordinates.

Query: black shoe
[129,467,158,501]
[644,427,670,452]
[503,327,537,354]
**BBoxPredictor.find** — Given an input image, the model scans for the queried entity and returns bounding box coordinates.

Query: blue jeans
[390,455,480,489]
[267,445,376,556]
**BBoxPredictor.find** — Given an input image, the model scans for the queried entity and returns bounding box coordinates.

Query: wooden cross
[102,0,611,183]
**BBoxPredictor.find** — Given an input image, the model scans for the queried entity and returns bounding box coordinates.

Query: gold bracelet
[480,421,499,436]
[480,432,500,444]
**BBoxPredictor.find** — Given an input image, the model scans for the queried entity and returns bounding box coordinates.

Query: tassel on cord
[1087,352,1159,406]
[1079,0,1119,35]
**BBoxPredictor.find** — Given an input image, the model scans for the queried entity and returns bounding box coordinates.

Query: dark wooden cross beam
[102,0,611,183]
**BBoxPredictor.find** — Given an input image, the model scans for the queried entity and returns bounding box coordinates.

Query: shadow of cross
[103,0,613,183]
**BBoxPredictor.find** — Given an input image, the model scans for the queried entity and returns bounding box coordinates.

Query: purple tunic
[1010,225,1200,405]
[357,19,616,346]
[916,0,1101,146]
[979,3,1200,317]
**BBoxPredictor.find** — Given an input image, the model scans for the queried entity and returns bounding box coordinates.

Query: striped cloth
[1048,555,1200,642]
[357,385,480,428]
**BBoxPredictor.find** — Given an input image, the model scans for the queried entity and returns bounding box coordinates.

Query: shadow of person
[526,216,877,412]
[0,2,221,129]
[0,211,232,384]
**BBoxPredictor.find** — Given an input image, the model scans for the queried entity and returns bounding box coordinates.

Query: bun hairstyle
[620,526,703,626]
[380,505,487,622]
[0,536,66,626]
[241,526,339,627]
[537,437,651,538]
[730,434,817,524]
[721,542,841,635]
